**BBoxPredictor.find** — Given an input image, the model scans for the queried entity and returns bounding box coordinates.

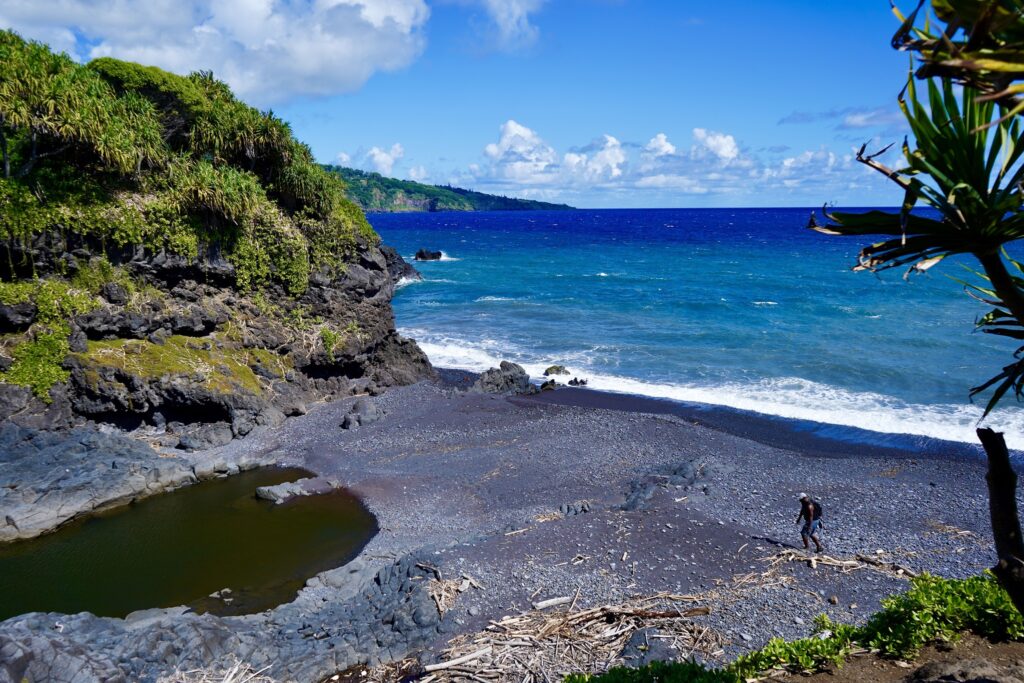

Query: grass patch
[0,279,98,400]
[78,335,267,396]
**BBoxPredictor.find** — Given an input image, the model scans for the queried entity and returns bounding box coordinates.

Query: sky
[0,0,917,207]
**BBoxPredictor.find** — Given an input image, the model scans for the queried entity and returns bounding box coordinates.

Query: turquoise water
[371,208,1024,449]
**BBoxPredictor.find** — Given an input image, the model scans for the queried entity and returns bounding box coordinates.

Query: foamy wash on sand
[373,208,1024,449]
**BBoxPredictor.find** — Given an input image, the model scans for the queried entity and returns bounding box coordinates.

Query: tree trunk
[0,124,9,179]
[977,427,1024,613]
[976,250,1024,327]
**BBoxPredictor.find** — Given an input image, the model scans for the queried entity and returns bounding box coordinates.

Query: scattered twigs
[414,593,722,682]
[769,549,918,579]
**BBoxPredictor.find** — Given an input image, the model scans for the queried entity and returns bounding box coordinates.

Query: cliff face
[0,231,431,451]
[0,34,434,449]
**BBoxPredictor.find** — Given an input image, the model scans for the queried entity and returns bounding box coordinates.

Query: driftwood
[769,549,918,579]
[424,647,493,672]
[532,596,572,610]
[411,593,723,682]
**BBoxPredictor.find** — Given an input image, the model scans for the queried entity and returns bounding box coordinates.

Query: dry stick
[424,647,494,672]
[533,596,572,610]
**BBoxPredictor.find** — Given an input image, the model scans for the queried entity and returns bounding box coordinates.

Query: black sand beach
[0,373,1009,681]
[222,374,1002,659]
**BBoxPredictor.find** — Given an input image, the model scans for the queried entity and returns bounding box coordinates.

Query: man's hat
[798,492,809,501]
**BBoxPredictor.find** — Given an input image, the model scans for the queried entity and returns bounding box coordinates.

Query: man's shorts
[801,519,822,538]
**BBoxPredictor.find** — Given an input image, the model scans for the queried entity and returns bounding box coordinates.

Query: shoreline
[0,372,1009,681]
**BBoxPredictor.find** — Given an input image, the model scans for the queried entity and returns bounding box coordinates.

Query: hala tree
[810,0,1024,611]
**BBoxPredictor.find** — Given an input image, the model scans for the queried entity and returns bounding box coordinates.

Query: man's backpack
[812,500,824,520]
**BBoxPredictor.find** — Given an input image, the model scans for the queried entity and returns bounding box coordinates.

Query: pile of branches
[417,593,720,683]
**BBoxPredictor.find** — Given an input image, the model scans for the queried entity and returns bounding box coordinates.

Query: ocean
[369,208,1024,451]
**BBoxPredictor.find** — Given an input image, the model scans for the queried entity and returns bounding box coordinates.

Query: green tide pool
[0,468,377,621]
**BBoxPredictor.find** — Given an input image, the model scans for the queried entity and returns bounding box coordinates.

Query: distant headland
[324,165,575,212]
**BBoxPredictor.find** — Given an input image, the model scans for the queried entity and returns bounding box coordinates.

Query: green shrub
[565,660,736,683]
[569,574,1024,683]
[862,573,1024,658]
[0,30,378,299]
[0,279,98,400]
[320,327,341,361]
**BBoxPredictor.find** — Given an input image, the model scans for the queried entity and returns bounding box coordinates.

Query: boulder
[414,248,443,261]
[341,398,383,430]
[100,282,129,305]
[472,361,537,395]
[910,658,1024,682]
[380,245,422,285]
[0,302,36,332]
[255,478,315,504]
[544,365,569,376]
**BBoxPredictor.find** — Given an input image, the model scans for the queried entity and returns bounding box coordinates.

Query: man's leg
[811,530,823,552]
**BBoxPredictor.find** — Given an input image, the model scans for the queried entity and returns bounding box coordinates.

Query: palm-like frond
[809,77,1024,277]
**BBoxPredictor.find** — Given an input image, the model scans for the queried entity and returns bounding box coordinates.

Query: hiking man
[796,493,824,552]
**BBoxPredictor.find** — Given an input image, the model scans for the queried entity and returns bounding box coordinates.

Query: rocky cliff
[0,32,433,453]
[0,232,431,452]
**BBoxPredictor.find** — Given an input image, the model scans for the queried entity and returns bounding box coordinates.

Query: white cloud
[408,165,428,181]
[0,0,429,105]
[483,119,559,184]
[644,133,676,158]
[563,135,626,182]
[692,128,739,161]
[366,143,405,175]
[635,174,707,193]
[477,0,547,49]
[464,119,889,205]
[337,143,406,174]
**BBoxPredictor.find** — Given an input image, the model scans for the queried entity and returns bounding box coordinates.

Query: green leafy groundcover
[0,30,376,297]
[0,31,381,400]
[566,574,1024,683]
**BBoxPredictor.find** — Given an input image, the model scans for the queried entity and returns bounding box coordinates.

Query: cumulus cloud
[366,143,405,175]
[563,135,626,182]
[0,0,430,105]
[465,121,891,204]
[644,133,676,158]
[483,119,560,184]
[337,143,406,175]
[692,128,739,161]
[408,165,429,181]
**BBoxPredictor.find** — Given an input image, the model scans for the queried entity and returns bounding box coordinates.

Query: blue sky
[2,0,915,207]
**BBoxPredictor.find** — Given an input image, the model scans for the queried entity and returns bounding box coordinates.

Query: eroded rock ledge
[0,231,432,453]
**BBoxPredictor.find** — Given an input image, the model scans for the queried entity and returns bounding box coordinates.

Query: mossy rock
[76,335,266,397]
[544,365,569,376]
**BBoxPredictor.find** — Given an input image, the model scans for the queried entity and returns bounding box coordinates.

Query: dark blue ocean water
[369,208,1024,448]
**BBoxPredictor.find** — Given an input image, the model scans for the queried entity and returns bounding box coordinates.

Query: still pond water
[0,467,377,621]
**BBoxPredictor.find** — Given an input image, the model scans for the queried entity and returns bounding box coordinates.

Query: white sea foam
[752,301,778,306]
[401,330,1024,449]
[475,296,519,302]
[439,252,460,261]
[395,276,421,289]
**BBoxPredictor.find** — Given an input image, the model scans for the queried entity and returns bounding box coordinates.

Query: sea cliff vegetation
[0,31,429,423]
[326,165,575,212]
[0,30,374,297]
